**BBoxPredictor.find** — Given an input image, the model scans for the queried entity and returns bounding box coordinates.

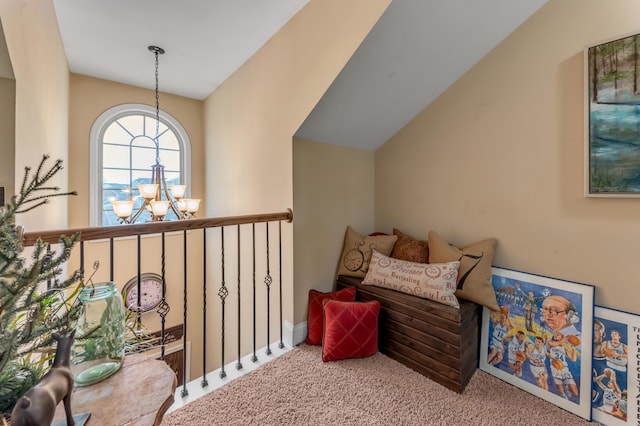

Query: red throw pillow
[306,286,356,345]
[321,299,380,362]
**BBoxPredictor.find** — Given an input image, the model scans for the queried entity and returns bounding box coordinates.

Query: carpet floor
[162,344,591,425]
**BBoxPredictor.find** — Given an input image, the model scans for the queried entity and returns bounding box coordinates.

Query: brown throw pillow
[337,226,397,278]
[428,230,499,310]
[390,228,429,263]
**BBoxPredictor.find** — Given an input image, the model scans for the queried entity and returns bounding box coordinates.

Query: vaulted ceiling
[51,0,547,152]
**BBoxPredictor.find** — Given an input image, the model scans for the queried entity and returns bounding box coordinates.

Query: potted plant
[0,156,83,418]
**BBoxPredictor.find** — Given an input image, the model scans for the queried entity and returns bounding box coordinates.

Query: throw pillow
[362,250,460,308]
[427,231,499,311]
[322,299,380,362]
[336,226,397,278]
[390,228,429,263]
[306,286,357,345]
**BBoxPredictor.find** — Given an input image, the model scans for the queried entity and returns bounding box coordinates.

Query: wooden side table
[54,353,177,425]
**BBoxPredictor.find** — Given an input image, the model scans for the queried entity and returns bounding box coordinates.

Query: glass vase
[72,282,126,386]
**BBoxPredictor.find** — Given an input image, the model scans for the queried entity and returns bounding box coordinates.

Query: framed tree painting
[592,306,639,425]
[480,267,595,420]
[585,31,640,197]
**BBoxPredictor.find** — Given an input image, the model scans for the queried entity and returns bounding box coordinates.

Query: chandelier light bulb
[150,200,170,218]
[185,199,201,214]
[170,184,187,199]
[112,200,134,219]
[138,184,158,200]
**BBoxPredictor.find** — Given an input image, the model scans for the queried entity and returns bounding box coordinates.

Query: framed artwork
[585,31,640,197]
[592,306,638,425]
[480,267,595,420]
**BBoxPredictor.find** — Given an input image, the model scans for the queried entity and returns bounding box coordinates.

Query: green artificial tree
[0,155,82,416]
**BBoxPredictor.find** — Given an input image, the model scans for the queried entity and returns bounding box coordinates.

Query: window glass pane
[117,116,144,136]
[144,117,168,139]
[158,130,179,150]
[164,171,181,186]
[103,145,131,169]
[131,135,156,149]
[159,149,180,171]
[103,122,133,145]
[131,169,151,186]
[103,169,131,187]
[131,146,157,169]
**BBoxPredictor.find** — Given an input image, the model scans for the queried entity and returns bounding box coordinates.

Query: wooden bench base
[336,275,482,393]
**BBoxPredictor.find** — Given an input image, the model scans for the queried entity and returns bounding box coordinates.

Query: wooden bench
[336,275,482,393]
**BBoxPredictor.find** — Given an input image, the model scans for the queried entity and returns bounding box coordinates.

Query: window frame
[90,103,192,227]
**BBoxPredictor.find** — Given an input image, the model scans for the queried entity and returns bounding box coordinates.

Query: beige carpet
[162,344,590,425]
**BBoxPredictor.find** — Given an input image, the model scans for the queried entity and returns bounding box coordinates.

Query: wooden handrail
[22,209,293,246]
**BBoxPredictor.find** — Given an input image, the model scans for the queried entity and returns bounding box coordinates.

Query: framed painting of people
[479,267,595,420]
[592,306,638,425]
[585,31,640,197]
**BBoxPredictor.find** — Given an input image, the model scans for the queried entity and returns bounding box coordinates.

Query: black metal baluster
[80,241,85,280]
[265,222,272,356]
[251,223,257,362]
[236,225,242,371]
[219,227,228,378]
[278,220,284,349]
[136,235,142,328]
[46,245,52,290]
[109,238,114,282]
[181,230,188,398]
[201,228,208,388]
[157,233,170,363]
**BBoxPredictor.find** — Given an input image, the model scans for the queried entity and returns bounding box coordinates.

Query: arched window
[90,104,191,226]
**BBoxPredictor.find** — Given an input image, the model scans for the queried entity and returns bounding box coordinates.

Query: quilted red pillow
[306,286,356,345]
[322,299,380,362]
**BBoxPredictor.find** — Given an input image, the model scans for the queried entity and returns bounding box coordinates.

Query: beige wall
[375,0,640,313]
[293,138,375,324]
[204,0,390,341]
[0,77,14,200]
[68,74,205,228]
[0,0,70,231]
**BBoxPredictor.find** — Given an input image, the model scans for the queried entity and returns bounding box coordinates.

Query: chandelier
[111,46,201,224]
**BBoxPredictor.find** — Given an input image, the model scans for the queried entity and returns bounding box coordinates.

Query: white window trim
[89,103,192,227]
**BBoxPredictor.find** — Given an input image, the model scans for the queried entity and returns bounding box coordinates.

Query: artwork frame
[585,30,640,197]
[480,267,594,420]
[592,306,639,426]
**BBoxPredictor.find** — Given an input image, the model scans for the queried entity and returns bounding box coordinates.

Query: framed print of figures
[585,31,640,196]
[592,306,639,426]
[479,267,595,420]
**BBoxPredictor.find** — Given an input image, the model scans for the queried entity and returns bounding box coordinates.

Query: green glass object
[72,282,125,386]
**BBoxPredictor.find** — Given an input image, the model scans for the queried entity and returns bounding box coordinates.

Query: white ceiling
[51,0,548,152]
[52,0,309,100]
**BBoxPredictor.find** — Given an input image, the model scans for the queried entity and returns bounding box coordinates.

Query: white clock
[122,273,164,312]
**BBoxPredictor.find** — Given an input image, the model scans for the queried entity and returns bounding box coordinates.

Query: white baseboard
[283,320,307,346]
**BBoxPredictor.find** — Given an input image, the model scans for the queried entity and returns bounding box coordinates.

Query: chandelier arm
[161,184,182,219]
[129,200,150,224]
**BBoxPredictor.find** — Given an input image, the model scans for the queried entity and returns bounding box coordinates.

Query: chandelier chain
[154,48,161,164]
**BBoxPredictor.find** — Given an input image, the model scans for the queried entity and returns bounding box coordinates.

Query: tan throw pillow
[390,228,429,263]
[428,230,499,310]
[363,250,460,308]
[337,226,398,278]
